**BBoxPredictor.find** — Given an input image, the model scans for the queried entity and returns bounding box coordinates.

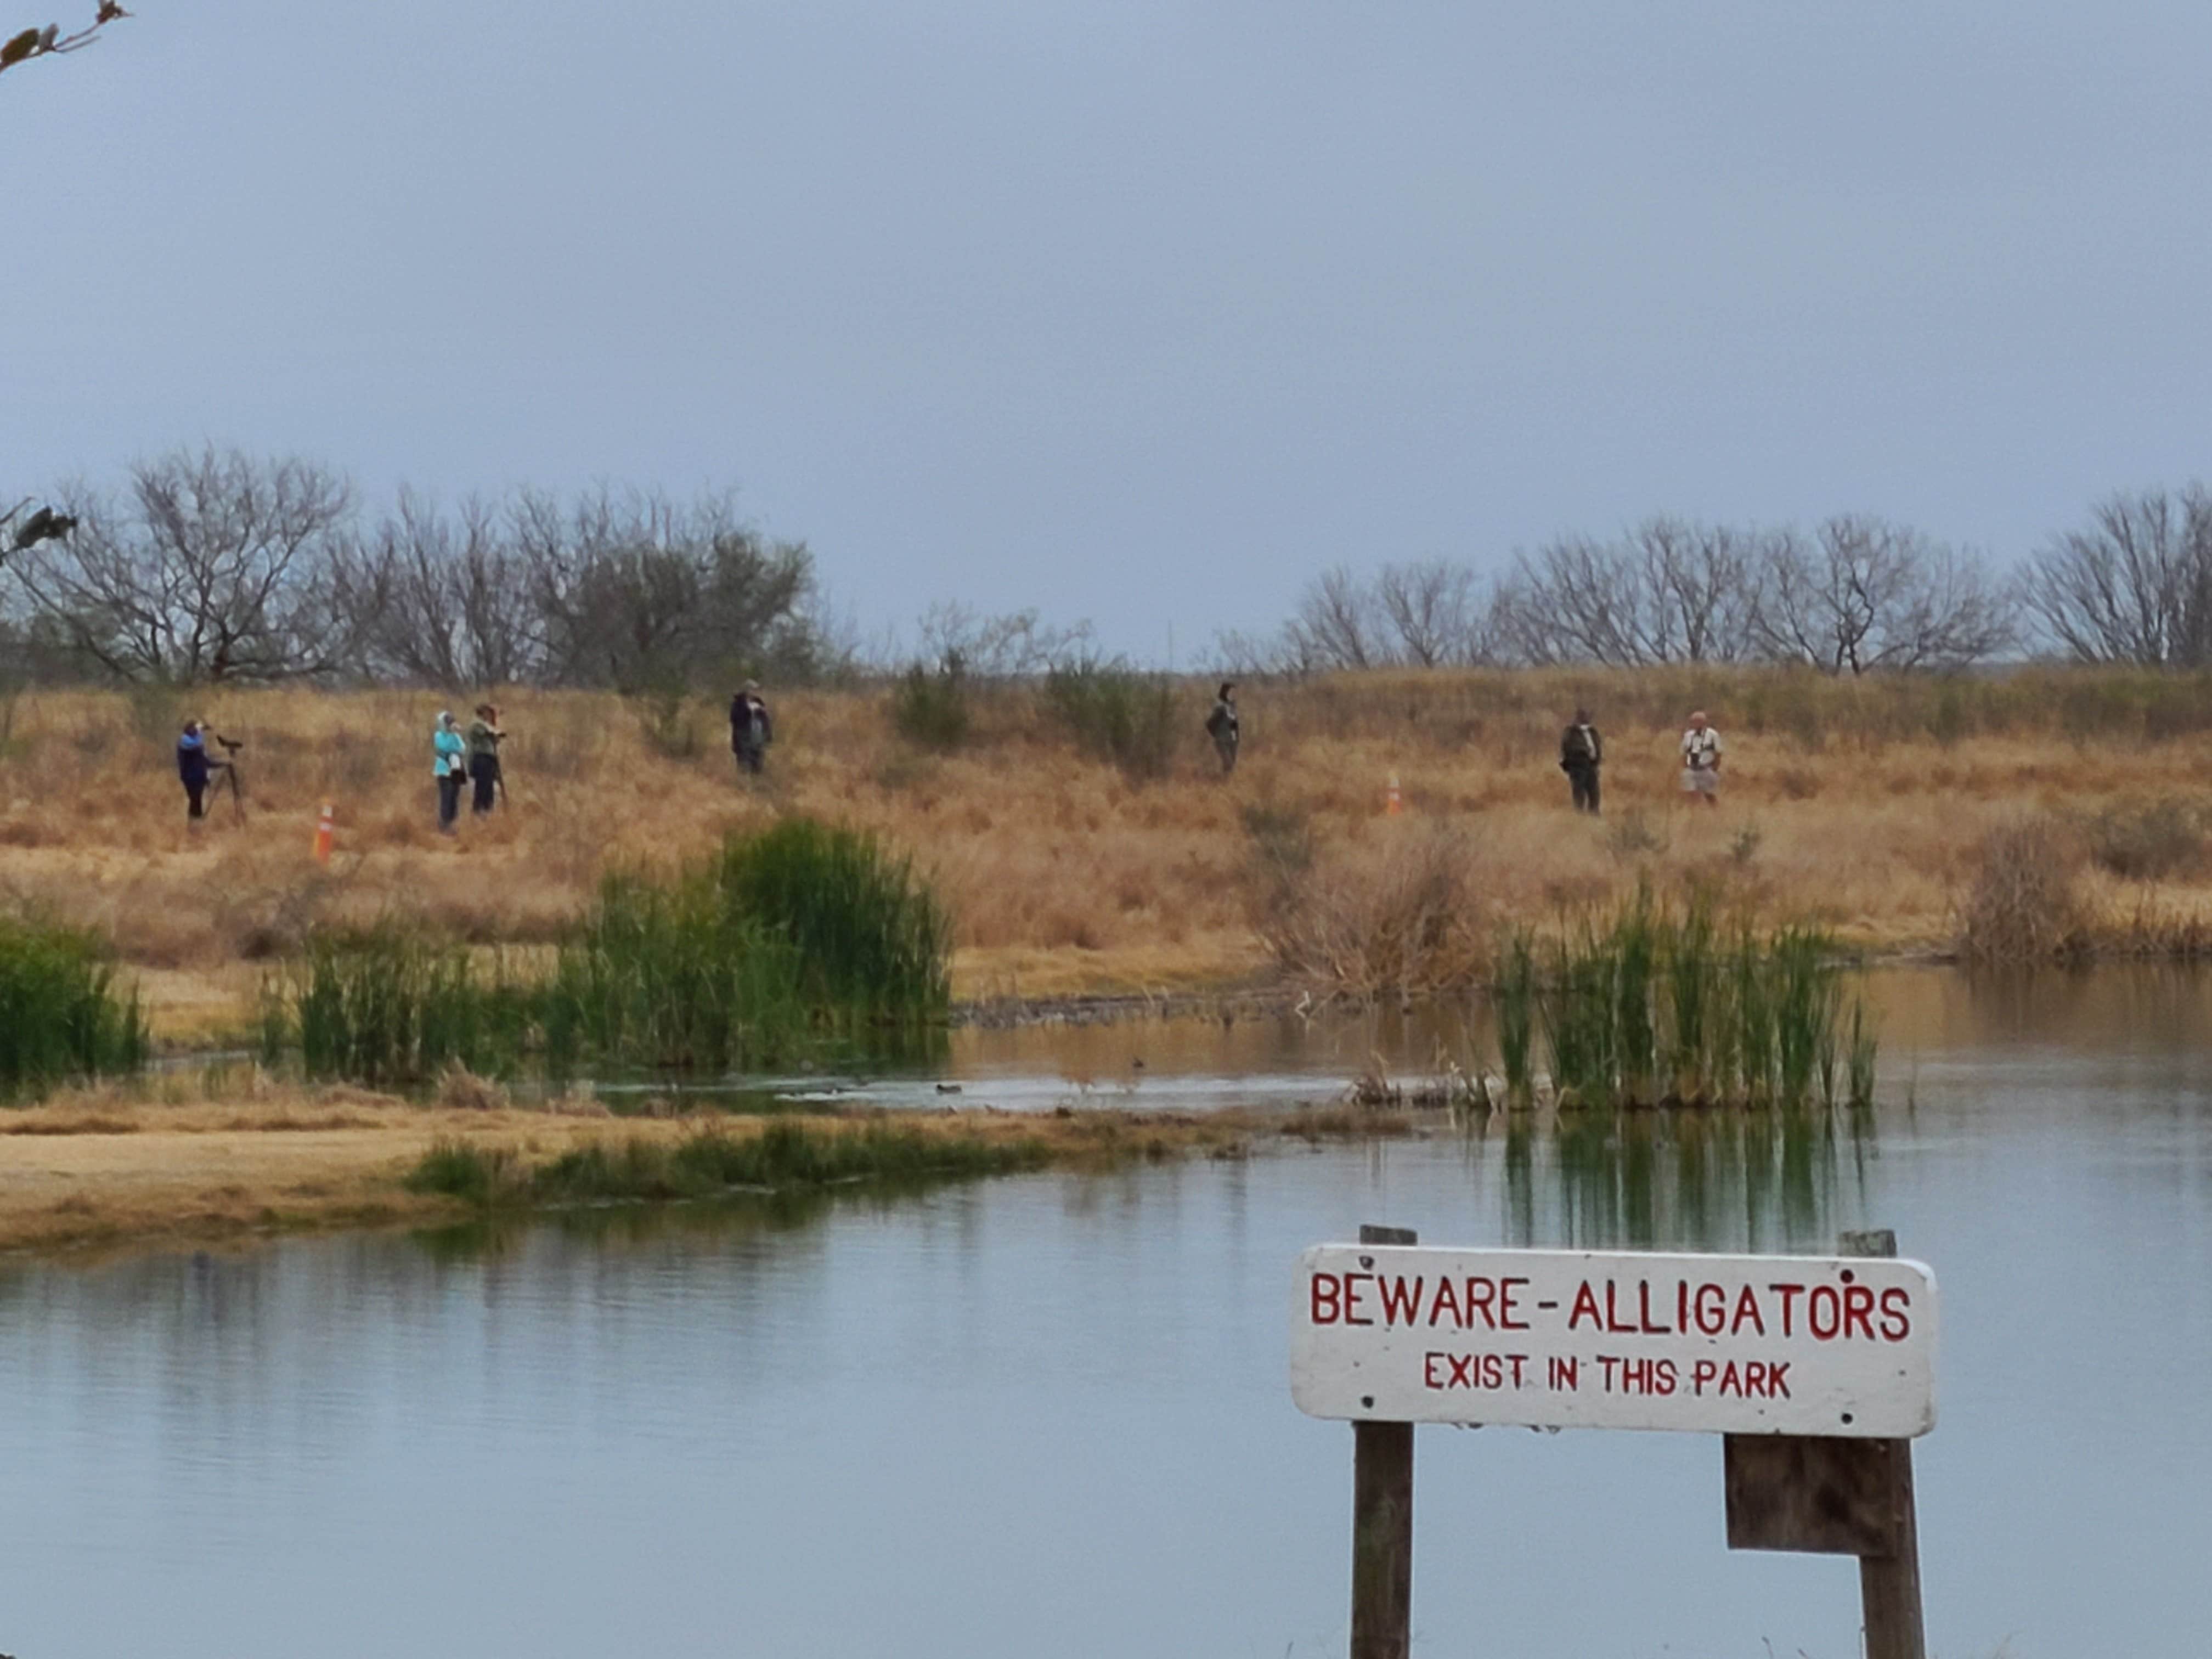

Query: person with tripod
[177,719,211,823]
[466,703,506,815]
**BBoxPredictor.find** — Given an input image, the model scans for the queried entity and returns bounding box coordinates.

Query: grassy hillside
[5,666,2212,1039]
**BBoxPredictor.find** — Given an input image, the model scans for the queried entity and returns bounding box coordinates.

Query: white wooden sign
[1291,1245,1937,1438]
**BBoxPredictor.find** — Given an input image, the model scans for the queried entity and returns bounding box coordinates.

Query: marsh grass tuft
[1497,894,1873,1110]
[270,819,951,1084]
[0,915,150,1098]
[405,1119,1045,1210]
[277,926,533,1086]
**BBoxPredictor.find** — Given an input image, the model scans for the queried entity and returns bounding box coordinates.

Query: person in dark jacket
[730,680,772,777]
[1205,682,1240,774]
[465,704,505,815]
[1559,708,1602,814]
[177,720,211,821]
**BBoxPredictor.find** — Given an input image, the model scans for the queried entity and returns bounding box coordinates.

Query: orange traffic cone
[313,802,334,864]
[1386,772,1402,815]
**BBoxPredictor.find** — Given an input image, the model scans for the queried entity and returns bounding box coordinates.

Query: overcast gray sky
[5,1,2209,654]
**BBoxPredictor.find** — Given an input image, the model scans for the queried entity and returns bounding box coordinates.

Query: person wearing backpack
[730,680,773,777]
[1205,682,1240,775]
[1559,707,1602,814]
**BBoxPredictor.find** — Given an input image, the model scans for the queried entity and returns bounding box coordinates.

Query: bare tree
[1374,560,1487,666]
[7,448,357,683]
[2020,487,2212,666]
[911,601,1094,678]
[1489,518,1766,667]
[1281,566,1390,672]
[0,3,129,84]
[328,494,542,689]
[512,488,819,691]
[1752,516,2016,674]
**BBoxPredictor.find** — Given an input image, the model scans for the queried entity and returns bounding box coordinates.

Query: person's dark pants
[735,743,764,777]
[1568,765,1600,814]
[438,773,462,831]
[470,754,499,814]
[184,780,205,820]
[1213,735,1238,774]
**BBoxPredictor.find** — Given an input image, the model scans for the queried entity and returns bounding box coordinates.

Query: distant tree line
[1220,490,2212,675]
[0,449,833,691]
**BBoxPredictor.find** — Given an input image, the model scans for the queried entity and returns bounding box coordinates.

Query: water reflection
[1466,1104,1874,1254]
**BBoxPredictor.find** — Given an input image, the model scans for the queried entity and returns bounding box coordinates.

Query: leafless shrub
[1960,819,2086,963]
[1259,826,1491,998]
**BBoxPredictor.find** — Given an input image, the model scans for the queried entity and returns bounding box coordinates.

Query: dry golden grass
[8,668,2212,1033]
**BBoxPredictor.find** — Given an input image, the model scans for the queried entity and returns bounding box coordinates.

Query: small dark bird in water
[934,1082,961,1094]
[10,506,77,551]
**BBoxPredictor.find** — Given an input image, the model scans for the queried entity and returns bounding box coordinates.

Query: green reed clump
[279,926,533,1085]
[543,868,814,1073]
[1495,933,1537,1108]
[409,1120,1046,1210]
[0,915,149,1098]
[403,1138,522,1203]
[271,820,951,1086]
[1494,898,1874,1110]
[716,818,952,1019]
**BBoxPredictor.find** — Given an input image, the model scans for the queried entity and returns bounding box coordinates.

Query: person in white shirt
[1680,710,1722,806]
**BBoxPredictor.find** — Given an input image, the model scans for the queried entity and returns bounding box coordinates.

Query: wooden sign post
[1350,1224,1418,1659]
[1296,1226,1937,1659]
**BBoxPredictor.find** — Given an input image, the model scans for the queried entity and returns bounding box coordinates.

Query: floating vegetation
[1488,893,1876,1110]
[0,915,149,1099]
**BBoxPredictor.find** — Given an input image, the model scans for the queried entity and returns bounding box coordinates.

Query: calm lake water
[2,968,2208,1657]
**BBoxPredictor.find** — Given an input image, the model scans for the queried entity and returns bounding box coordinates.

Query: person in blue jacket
[177,720,211,822]
[432,712,467,832]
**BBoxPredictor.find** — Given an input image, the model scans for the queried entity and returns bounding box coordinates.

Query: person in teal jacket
[433,711,467,832]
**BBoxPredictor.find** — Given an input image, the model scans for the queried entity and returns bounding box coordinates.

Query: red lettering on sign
[1549,1355,1579,1392]
[1499,1277,1531,1330]
[1769,1283,1805,1336]
[1378,1275,1423,1327]
[1424,1352,1447,1388]
[1691,1358,1716,1395]
[1507,1353,1528,1387]
[1604,1280,1638,1335]
[1842,1283,1876,1340]
[1694,1283,1728,1335]
[1768,1361,1791,1398]
[1730,1285,1765,1335]
[1568,1280,1603,1330]
[1427,1277,1462,1328]
[1879,1286,1912,1341]
[1596,1353,1621,1390]
[1464,1277,1500,1329]
[1344,1274,1374,1326]
[1310,1274,1341,1325]
[1808,1284,1842,1340]
[1638,1280,1669,1335]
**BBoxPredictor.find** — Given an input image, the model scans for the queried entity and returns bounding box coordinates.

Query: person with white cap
[432,710,467,832]
[1680,709,1722,806]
